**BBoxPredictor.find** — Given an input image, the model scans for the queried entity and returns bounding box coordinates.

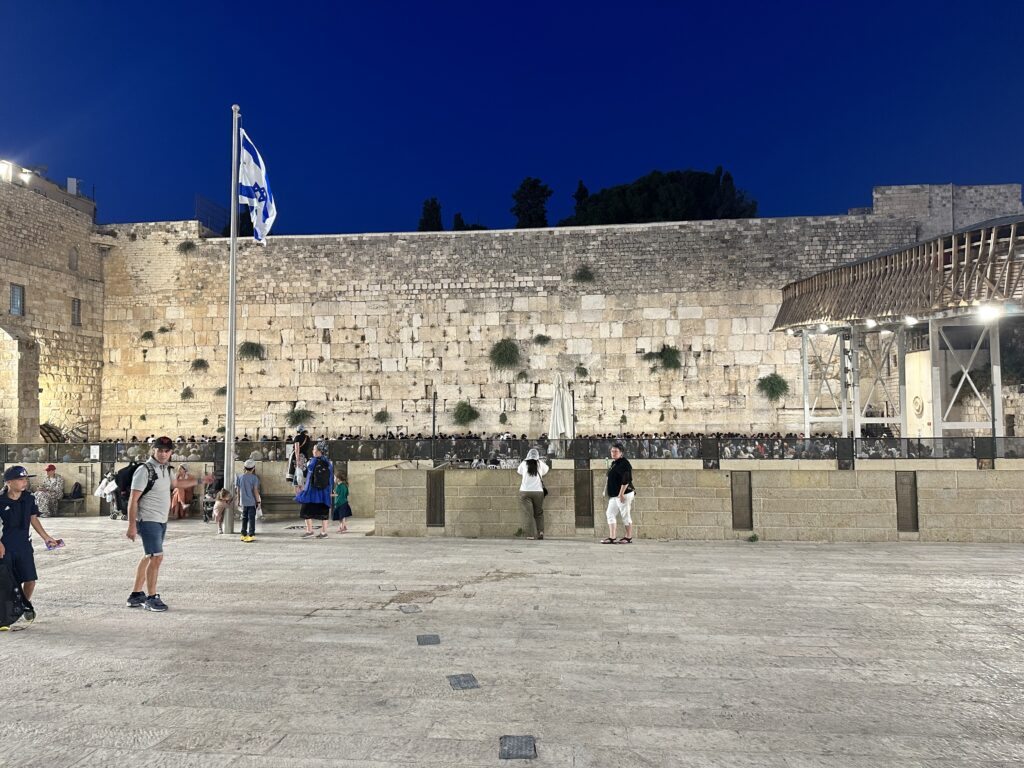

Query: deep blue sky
[4,1,1022,234]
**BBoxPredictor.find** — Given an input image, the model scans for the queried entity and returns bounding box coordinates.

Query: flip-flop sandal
[617,537,633,544]
[600,537,617,544]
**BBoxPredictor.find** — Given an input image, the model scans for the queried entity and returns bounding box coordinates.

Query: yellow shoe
[240,535,248,542]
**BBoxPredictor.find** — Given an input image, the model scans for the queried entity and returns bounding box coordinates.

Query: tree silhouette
[559,167,757,226]
[418,198,443,231]
[511,177,553,228]
[572,180,589,216]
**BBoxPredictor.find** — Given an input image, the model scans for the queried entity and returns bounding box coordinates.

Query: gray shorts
[138,521,167,556]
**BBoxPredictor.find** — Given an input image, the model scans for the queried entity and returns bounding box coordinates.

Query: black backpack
[68,482,83,499]
[311,459,331,490]
[116,461,171,500]
[0,558,25,628]
[115,461,142,498]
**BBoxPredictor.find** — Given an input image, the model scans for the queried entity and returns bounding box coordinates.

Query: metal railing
[2,437,1023,467]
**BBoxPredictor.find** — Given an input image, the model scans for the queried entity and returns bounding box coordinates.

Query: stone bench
[258,494,300,522]
[56,498,87,517]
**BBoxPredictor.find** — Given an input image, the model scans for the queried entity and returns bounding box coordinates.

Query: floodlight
[978,304,1003,323]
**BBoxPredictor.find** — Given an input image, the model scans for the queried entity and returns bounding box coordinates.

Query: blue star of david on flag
[238,129,276,244]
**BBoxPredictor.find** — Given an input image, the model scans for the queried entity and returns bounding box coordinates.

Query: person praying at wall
[517,448,549,540]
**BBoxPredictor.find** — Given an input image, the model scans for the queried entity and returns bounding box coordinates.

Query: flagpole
[223,104,241,534]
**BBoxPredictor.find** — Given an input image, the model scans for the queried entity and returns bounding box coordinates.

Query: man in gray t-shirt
[125,436,201,612]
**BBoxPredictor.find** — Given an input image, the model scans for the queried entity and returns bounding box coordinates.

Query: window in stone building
[69,246,79,271]
[71,298,82,326]
[10,283,25,316]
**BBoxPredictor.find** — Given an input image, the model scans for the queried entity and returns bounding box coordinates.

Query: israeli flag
[238,129,276,244]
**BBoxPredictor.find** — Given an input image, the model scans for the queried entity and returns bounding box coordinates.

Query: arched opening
[0,325,40,442]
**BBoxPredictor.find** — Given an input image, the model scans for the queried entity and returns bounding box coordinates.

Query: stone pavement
[2,517,1024,767]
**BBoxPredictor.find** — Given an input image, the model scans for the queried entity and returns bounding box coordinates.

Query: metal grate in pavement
[499,735,536,759]
[447,673,479,690]
[417,634,440,645]
[399,604,421,614]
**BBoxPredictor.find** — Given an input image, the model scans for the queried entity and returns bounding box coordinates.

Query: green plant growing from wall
[214,386,227,396]
[180,386,195,401]
[286,408,314,428]
[238,341,266,360]
[139,414,147,422]
[202,417,209,425]
[157,326,170,334]
[642,344,682,372]
[177,240,197,253]
[517,370,529,381]
[575,364,589,378]
[374,410,390,424]
[216,426,226,434]
[452,401,480,426]
[489,339,521,368]
[756,372,790,403]
[140,330,155,342]
[499,412,508,425]
[191,358,209,372]
[620,414,627,425]
[533,334,551,345]
[572,265,595,283]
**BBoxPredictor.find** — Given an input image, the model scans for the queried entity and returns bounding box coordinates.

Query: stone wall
[98,214,923,437]
[375,465,1024,543]
[871,184,1023,241]
[0,181,104,440]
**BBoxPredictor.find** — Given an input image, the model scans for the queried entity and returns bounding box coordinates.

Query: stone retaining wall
[375,465,1024,543]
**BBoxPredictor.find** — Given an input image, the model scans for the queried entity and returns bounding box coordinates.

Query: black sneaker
[22,600,35,622]
[144,594,168,612]
[126,591,146,608]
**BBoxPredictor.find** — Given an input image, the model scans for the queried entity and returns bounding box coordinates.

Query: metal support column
[929,319,944,440]
[801,332,811,437]
[897,328,908,438]
[850,326,862,438]
[991,319,1004,448]
[839,332,849,437]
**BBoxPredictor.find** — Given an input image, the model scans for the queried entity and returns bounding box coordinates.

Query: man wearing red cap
[1,465,60,627]
[34,464,64,518]
[124,437,202,612]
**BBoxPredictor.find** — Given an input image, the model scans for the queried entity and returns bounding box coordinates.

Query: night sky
[4,1,1022,234]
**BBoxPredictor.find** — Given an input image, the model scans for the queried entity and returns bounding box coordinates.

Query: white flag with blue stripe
[238,129,276,244]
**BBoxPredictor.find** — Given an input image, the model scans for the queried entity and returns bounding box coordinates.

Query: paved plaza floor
[2,517,1023,767]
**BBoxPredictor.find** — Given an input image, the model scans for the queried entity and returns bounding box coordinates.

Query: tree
[572,180,589,216]
[452,212,488,231]
[418,198,443,231]
[511,177,553,228]
[220,207,255,237]
[558,168,757,226]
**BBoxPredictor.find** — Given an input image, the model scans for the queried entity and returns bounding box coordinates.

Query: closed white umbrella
[548,373,575,443]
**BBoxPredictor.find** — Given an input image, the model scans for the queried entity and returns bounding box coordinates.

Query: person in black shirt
[1,466,60,625]
[601,442,635,544]
[290,426,312,488]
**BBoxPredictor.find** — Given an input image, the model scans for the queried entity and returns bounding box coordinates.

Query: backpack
[0,558,25,628]
[141,463,173,499]
[311,458,331,490]
[116,461,171,500]
[68,482,83,499]
[115,461,143,498]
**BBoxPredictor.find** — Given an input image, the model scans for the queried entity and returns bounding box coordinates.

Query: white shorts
[605,492,635,526]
